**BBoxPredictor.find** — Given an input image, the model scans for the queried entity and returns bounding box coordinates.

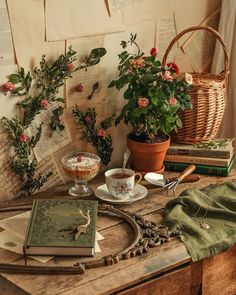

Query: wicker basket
[162,26,230,144]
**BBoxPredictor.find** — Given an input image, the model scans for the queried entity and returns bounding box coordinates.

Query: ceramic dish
[94,184,148,205]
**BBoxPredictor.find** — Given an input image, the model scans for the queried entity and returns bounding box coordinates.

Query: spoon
[122,148,131,176]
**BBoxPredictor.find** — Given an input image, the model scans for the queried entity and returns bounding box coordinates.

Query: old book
[24,199,98,256]
[164,155,235,177]
[167,139,234,159]
[164,154,233,167]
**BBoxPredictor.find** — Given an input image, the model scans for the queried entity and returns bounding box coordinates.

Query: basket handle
[162,25,229,75]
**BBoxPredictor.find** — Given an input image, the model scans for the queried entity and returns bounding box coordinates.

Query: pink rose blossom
[40,99,49,108]
[97,128,107,137]
[130,57,145,68]
[85,115,91,123]
[161,71,173,81]
[67,63,75,71]
[150,47,157,57]
[168,97,177,106]
[138,97,149,108]
[185,73,193,85]
[3,81,16,92]
[19,134,28,142]
[75,83,84,93]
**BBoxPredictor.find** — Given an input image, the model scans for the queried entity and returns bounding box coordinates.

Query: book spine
[164,161,232,176]
[165,155,229,167]
[167,148,231,159]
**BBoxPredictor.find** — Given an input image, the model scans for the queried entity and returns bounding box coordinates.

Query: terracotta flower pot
[127,135,170,173]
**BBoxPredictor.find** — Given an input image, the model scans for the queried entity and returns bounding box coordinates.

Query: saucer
[94,184,148,205]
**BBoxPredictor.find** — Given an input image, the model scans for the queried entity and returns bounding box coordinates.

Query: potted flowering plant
[109,34,193,172]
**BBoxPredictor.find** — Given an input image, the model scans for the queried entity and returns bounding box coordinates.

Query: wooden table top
[1,168,236,295]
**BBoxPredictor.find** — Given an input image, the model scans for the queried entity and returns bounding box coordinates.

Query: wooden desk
[1,169,236,295]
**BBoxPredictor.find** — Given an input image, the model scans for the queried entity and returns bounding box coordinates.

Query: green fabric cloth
[164,182,236,262]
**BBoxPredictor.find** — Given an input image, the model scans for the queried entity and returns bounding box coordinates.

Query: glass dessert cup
[62,152,100,197]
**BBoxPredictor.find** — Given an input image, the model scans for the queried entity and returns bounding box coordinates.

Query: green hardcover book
[164,155,235,177]
[24,199,98,256]
[167,139,234,159]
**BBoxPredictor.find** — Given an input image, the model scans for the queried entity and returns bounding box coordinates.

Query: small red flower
[97,128,107,137]
[168,97,177,106]
[3,81,16,92]
[85,115,91,124]
[150,47,157,57]
[40,99,49,108]
[167,62,180,75]
[77,155,82,162]
[67,63,75,71]
[75,83,84,93]
[19,134,28,142]
[137,97,149,108]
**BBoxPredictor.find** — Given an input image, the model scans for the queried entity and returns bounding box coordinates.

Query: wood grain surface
[0,168,236,295]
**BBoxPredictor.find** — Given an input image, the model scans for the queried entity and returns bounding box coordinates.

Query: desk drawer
[118,266,191,295]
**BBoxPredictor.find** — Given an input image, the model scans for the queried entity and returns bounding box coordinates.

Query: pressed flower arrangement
[109,33,193,143]
[1,47,106,195]
[109,34,193,172]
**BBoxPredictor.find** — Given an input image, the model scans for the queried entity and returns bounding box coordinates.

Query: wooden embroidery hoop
[0,199,179,275]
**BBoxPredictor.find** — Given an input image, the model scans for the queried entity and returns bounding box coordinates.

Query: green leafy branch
[1,46,106,195]
[72,106,114,165]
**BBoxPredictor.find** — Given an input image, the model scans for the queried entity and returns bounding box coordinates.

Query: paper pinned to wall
[0,127,22,201]
[181,9,221,73]
[45,0,124,41]
[0,0,15,65]
[7,0,65,70]
[156,16,178,60]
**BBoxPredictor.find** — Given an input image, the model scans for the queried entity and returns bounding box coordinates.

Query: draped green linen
[164,182,236,261]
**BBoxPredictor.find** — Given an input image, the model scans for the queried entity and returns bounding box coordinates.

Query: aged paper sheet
[7,0,65,69]
[157,16,177,60]
[45,0,124,41]
[36,155,64,191]
[0,0,15,65]
[181,9,220,72]
[0,64,21,118]
[30,106,72,162]
[123,0,174,25]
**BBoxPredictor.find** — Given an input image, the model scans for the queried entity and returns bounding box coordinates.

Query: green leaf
[9,74,20,84]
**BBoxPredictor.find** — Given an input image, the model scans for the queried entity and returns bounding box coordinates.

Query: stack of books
[164,139,235,176]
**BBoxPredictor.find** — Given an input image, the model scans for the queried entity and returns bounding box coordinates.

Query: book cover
[167,139,234,159]
[24,199,98,256]
[164,155,235,177]
[164,153,233,167]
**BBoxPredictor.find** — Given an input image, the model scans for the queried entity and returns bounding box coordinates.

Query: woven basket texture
[162,26,229,144]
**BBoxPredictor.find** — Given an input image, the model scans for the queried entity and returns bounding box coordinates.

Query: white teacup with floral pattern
[105,168,142,199]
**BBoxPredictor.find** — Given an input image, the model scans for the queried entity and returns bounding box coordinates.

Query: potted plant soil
[109,34,193,173]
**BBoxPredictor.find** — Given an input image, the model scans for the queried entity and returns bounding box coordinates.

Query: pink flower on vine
[161,71,173,81]
[75,83,84,93]
[168,97,177,106]
[40,99,49,108]
[85,116,91,124]
[138,97,149,108]
[3,81,16,92]
[19,134,28,142]
[67,63,75,71]
[97,128,107,137]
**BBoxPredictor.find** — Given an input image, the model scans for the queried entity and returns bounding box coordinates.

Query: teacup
[105,168,142,199]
